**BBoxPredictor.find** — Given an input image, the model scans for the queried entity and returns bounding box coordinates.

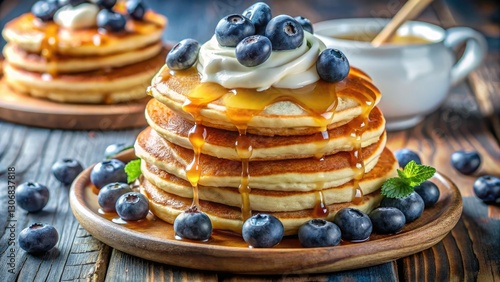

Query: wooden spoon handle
[371,0,434,47]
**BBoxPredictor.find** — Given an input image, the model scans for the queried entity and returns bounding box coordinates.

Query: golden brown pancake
[150,65,381,136]
[146,99,386,160]
[135,126,387,190]
[1,5,166,56]
[2,47,168,104]
[140,147,397,212]
[140,178,384,236]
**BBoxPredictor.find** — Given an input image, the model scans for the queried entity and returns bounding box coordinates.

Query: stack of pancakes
[1,4,167,104]
[136,65,398,236]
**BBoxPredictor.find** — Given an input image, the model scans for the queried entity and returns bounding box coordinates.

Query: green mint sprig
[381,161,436,198]
[124,159,142,183]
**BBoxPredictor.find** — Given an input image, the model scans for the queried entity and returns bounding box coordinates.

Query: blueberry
[394,149,422,168]
[265,15,304,50]
[451,150,481,175]
[242,2,272,35]
[369,207,406,234]
[126,0,147,20]
[235,35,272,67]
[298,219,341,248]
[68,0,87,6]
[104,143,131,159]
[95,0,116,9]
[316,48,350,83]
[115,192,149,221]
[90,159,127,189]
[19,223,59,254]
[51,159,84,185]
[16,182,49,213]
[97,9,127,32]
[166,39,201,70]
[414,181,440,208]
[294,16,313,34]
[215,14,255,47]
[473,175,500,205]
[173,206,213,241]
[333,208,372,242]
[242,214,284,248]
[380,192,425,223]
[31,1,59,22]
[97,182,133,212]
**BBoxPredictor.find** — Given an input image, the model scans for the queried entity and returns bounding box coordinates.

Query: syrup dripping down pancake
[146,99,386,161]
[140,177,384,236]
[140,147,397,212]
[149,65,381,136]
[135,127,387,190]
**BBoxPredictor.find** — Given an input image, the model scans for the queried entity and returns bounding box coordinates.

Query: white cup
[314,18,487,131]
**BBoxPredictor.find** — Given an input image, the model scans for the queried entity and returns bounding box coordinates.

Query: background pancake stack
[1,2,167,104]
[135,62,399,235]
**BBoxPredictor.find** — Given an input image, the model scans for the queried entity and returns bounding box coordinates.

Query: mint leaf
[125,159,142,183]
[381,160,437,198]
[381,177,413,198]
[402,161,436,187]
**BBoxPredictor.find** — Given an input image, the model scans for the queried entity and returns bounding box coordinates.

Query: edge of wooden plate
[70,149,463,274]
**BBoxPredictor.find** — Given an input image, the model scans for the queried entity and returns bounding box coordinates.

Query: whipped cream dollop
[54,3,99,30]
[197,32,325,91]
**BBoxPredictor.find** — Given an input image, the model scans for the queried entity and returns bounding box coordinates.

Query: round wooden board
[0,79,149,130]
[70,149,463,275]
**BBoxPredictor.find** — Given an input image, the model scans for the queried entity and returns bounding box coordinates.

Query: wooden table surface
[1,0,499,281]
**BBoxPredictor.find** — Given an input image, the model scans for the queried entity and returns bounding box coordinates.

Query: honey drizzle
[157,66,379,220]
[35,19,59,78]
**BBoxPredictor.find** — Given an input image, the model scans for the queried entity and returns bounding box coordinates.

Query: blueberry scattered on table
[51,159,84,185]
[380,192,424,223]
[98,182,133,212]
[242,213,284,248]
[333,208,372,242]
[265,15,304,50]
[90,159,127,189]
[294,16,313,34]
[174,206,213,241]
[115,192,149,221]
[16,182,49,213]
[242,2,272,35]
[394,149,422,168]
[126,0,147,20]
[369,207,406,234]
[414,181,440,208]
[316,48,350,83]
[235,35,272,67]
[473,175,500,205]
[215,14,255,47]
[166,39,201,70]
[298,219,341,247]
[19,223,59,254]
[451,150,481,175]
[97,9,127,32]
[95,0,117,9]
[32,0,59,22]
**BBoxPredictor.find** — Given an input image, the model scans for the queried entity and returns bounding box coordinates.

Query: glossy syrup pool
[82,173,456,249]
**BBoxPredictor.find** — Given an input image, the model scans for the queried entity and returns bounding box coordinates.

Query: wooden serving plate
[70,149,463,274]
[0,80,148,130]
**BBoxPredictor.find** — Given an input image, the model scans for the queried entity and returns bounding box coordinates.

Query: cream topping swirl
[197,32,325,91]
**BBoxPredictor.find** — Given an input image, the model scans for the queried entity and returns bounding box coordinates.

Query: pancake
[1,6,166,56]
[146,99,386,161]
[141,178,383,236]
[140,147,397,212]
[2,47,168,104]
[150,65,381,136]
[3,42,163,73]
[135,127,387,190]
